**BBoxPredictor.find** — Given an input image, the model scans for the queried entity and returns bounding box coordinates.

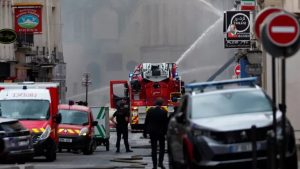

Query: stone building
[0,0,66,102]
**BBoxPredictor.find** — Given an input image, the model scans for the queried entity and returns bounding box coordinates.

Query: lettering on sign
[12,93,37,98]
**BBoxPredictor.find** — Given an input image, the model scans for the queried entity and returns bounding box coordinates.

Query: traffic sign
[241,0,255,11]
[260,12,300,58]
[267,13,300,47]
[234,64,241,76]
[254,7,282,40]
[0,29,17,44]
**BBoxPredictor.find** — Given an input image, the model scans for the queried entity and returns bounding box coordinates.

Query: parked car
[57,103,98,155]
[167,78,298,169]
[0,118,34,163]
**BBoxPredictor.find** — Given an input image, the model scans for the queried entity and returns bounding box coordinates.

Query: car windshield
[191,90,272,119]
[0,100,50,120]
[59,110,88,125]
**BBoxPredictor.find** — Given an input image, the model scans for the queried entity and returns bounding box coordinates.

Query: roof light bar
[185,77,257,91]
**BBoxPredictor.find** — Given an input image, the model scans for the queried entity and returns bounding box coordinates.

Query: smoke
[61,0,235,106]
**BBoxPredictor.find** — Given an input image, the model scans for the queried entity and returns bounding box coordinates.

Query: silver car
[167,78,298,169]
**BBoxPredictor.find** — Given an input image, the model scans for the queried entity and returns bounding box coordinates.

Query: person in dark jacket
[110,101,133,153]
[143,98,168,169]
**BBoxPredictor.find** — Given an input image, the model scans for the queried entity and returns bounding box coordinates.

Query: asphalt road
[0,131,168,169]
[1,131,300,169]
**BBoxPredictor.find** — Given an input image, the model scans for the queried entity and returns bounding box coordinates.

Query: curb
[0,165,33,169]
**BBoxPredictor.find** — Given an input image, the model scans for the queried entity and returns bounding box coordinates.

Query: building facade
[0,0,66,102]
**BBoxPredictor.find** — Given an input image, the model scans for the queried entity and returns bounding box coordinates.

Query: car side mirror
[55,113,62,124]
[92,121,98,126]
[175,112,186,124]
[171,96,178,102]
[82,122,89,126]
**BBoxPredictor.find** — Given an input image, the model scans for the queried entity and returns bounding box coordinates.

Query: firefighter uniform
[112,103,133,153]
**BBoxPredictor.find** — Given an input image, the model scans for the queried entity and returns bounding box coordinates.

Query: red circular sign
[267,13,300,47]
[254,7,282,40]
[234,64,241,76]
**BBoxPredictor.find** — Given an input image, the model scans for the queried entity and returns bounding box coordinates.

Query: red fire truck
[110,63,184,131]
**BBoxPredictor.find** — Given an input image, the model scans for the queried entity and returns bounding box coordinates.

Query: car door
[168,95,188,164]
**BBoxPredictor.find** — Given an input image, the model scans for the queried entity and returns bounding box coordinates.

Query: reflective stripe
[40,128,45,132]
[132,116,138,124]
[67,129,75,134]
[32,128,39,133]
[58,128,80,135]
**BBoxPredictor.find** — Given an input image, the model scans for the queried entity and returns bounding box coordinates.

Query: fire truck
[110,63,184,131]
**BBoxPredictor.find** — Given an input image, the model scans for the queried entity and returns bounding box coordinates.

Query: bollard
[251,125,257,169]
[267,131,276,169]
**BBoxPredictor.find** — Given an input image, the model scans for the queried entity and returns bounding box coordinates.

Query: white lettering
[271,26,295,33]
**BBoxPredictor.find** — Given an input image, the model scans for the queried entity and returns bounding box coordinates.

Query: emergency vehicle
[57,103,98,155]
[110,63,184,131]
[0,82,61,161]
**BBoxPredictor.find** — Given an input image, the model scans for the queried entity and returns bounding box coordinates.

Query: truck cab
[110,62,184,131]
[0,82,61,161]
[57,103,98,155]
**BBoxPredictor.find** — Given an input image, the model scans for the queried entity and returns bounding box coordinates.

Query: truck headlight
[39,125,51,141]
[79,127,89,136]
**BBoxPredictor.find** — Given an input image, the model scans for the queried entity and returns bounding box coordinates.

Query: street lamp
[82,73,92,105]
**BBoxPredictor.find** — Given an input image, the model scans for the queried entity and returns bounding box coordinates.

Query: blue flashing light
[185,77,257,91]
[129,73,133,77]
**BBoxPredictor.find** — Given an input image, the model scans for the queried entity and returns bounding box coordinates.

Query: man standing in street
[144,98,168,169]
[110,101,133,153]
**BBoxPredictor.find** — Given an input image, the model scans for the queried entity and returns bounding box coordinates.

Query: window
[191,90,272,119]
[0,100,50,120]
[59,110,88,125]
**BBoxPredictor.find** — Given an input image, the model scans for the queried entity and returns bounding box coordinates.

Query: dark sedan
[0,118,34,163]
[167,78,298,169]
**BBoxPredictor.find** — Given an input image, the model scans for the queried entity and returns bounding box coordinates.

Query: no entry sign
[254,7,282,40]
[234,64,241,76]
[267,13,300,47]
[260,11,300,58]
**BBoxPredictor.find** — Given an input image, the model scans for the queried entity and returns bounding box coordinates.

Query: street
[0,131,168,169]
[0,131,300,169]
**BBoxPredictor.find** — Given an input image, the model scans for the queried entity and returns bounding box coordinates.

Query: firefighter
[110,101,133,153]
[143,98,168,169]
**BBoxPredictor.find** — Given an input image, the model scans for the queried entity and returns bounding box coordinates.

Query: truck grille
[213,126,272,144]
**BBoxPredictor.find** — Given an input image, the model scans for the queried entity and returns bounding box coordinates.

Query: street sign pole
[258,10,300,169]
[82,73,92,106]
[271,55,277,169]
[279,57,287,169]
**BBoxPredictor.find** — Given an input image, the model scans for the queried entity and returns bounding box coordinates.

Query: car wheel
[17,160,26,164]
[105,139,109,151]
[83,140,94,155]
[286,151,298,169]
[46,143,57,162]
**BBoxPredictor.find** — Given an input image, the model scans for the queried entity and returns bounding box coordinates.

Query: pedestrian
[110,101,133,153]
[143,98,168,169]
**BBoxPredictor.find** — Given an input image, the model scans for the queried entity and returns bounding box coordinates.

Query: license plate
[18,140,29,146]
[59,138,72,143]
[229,143,252,153]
